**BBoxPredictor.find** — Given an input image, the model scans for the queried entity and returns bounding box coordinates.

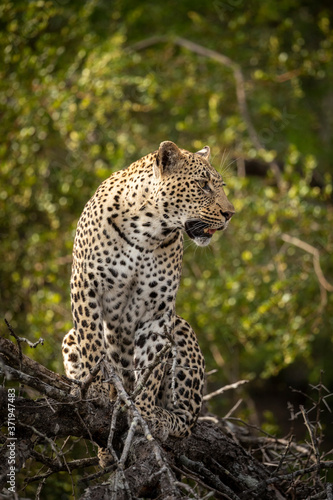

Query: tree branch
[281,233,333,308]
[203,379,249,402]
[1,336,331,499]
[0,334,71,392]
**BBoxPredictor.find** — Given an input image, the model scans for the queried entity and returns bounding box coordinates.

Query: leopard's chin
[184,219,224,246]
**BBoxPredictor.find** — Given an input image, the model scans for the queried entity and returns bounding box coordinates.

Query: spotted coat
[62,141,235,439]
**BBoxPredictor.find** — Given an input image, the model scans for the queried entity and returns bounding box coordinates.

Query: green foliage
[179,172,333,383]
[1,0,332,387]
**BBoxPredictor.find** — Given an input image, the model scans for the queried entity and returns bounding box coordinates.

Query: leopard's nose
[221,209,235,221]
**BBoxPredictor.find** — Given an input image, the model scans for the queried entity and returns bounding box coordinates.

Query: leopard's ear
[155,141,183,176]
[195,146,210,160]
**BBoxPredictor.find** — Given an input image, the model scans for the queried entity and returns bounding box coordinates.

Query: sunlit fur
[62,141,234,447]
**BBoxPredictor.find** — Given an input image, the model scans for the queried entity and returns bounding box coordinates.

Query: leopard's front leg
[133,315,205,439]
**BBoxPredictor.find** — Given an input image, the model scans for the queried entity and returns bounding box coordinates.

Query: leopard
[62,140,235,446]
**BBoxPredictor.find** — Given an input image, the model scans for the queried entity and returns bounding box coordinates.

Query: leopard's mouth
[185,220,224,241]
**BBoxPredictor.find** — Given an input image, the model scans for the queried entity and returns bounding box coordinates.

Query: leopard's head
[153,141,235,247]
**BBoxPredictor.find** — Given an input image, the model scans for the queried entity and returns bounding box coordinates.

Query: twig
[20,423,63,467]
[201,492,216,500]
[78,464,116,485]
[0,335,71,392]
[310,377,333,414]
[130,341,172,400]
[103,360,178,495]
[107,416,139,500]
[74,407,95,445]
[4,319,23,373]
[224,398,243,419]
[235,434,311,457]
[26,455,98,484]
[118,416,139,467]
[172,462,220,499]
[104,360,151,440]
[223,417,312,457]
[205,369,218,377]
[5,319,44,348]
[245,461,333,496]
[80,355,105,397]
[179,454,241,500]
[281,233,333,308]
[43,396,57,414]
[300,405,321,469]
[109,466,133,500]
[35,478,46,500]
[107,396,122,461]
[273,434,294,476]
[203,379,249,401]
[174,480,200,499]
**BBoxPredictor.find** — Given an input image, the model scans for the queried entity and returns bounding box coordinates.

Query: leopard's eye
[197,179,212,193]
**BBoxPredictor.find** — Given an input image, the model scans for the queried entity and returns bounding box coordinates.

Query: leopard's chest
[97,240,183,388]
[101,242,182,334]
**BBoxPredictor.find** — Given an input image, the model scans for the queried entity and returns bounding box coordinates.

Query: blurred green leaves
[179,172,332,384]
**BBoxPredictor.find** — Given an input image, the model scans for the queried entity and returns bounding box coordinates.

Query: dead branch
[102,359,178,498]
[0,335,71,392]
[1,363,74,402]
[300,405,321,470]
[244,460,333,496]
[80,355,105,398]
[130,340,172,400]
[281,233,333,308]
[203,379,249,401]
[5,319,44,349]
